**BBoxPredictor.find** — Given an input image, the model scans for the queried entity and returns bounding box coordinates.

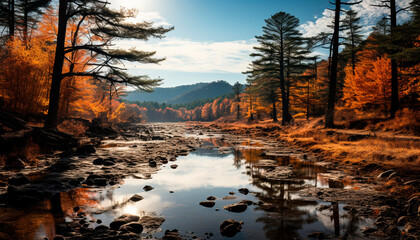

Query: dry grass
[58,119,89,136]
[205,116,420,176]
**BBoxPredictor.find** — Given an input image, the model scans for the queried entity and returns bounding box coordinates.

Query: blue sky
[110,0,412,87]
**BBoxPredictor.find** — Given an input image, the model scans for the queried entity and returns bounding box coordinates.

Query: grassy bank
[200,117,420,178]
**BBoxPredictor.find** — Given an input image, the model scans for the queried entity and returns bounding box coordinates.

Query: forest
[0,0,419,240]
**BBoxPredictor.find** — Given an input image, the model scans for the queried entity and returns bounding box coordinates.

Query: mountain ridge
[124,80,233,104]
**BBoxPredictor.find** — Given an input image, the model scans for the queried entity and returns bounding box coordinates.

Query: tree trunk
[325,0,341,128]
[249,93,254,121]
[23,0,28,45]
[8,0,14,38]
[44,0,68,129]
[236,102,240,120]
[390,0,399,118]
[272,99,278,122]
[279,32,291,125]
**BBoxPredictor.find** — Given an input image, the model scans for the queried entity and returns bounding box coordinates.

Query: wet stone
[223,203,248,213]
[220,219,242,238]
[120,222,143,234]
[207,196,216,200]
[138,216,165,229]
[238,188,249,195]
[109,214,140,230]
[130,194,144,202]
[143,185,154,191]
[199,201,215,208]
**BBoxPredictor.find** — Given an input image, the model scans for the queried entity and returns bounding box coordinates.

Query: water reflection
[0,138,373,240]
[0,188,98,240]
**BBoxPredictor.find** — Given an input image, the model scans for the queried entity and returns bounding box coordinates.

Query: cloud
[300,9,335,37]
[300,0,413,37]
[116,38,257,74]
[109,0,172,27]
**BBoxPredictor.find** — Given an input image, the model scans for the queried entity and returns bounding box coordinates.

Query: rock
[130,194,144,202]
[149,160,157,167]
[386,225,399,235]
[170,164,178,169]
[406,196,419,215]
[387,172,398,179]
[163,229,183,240]
[143,185,154,191]
[377,170,396,179]
[93,158,104,165]
[404,179,420,187]
[93,178,107,186]
[94,225,109,233]
[53,235,65,240]
[76,144,96,155]
[328,179,344,188]
[8,174,30,186]
[4,157,26,170]
[223,203,248,213]
[222,196,236,200]
[362,227,377,234]
[220,219,242,238]
[239,200,253,206]
[102,160,115,166]
[73,206,80,212]
[109,214,140,230]
[199,201,215,208]
[207,196,216,200]
[404,223,416,233]
[229,191,235,195]
[238,188,249,195]
[138,216,165,229]
[308,232,325,238]
[120,222,143,234]
[397,216,409,226]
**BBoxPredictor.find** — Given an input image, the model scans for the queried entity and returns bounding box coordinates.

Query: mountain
[124,80,233,104]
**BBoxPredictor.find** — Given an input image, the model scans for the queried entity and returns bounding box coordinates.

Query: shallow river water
[1,135,375,240]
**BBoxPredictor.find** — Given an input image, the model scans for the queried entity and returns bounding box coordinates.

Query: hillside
[124,80,233,104]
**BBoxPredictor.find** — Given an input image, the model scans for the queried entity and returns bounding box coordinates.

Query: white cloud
[109,0,172,27]
[300,0,413,37]
[116,38,257,74]
[300,9,334,37]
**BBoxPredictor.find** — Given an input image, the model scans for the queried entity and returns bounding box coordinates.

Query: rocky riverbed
[0,122,418,240]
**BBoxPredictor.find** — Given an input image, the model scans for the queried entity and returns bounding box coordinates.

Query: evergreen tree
[249,12,305,125]
[373,0,401,118]
[232,81,242,120]
[44,0,172,129]
[341,9,363,75]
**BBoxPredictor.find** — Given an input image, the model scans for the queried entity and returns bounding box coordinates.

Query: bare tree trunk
[272,101,278,122]
[44,0,68,129]
[8,0,15,38]
[390,0,399,118]
[325,0,341,128]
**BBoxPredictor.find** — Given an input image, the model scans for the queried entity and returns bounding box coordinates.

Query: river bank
[0,118,419,240]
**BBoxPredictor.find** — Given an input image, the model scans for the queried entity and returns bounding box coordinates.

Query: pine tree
[341,9,363,75]
[248,12,305,125]
[44,0,173,129]
[232,81,242,120]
